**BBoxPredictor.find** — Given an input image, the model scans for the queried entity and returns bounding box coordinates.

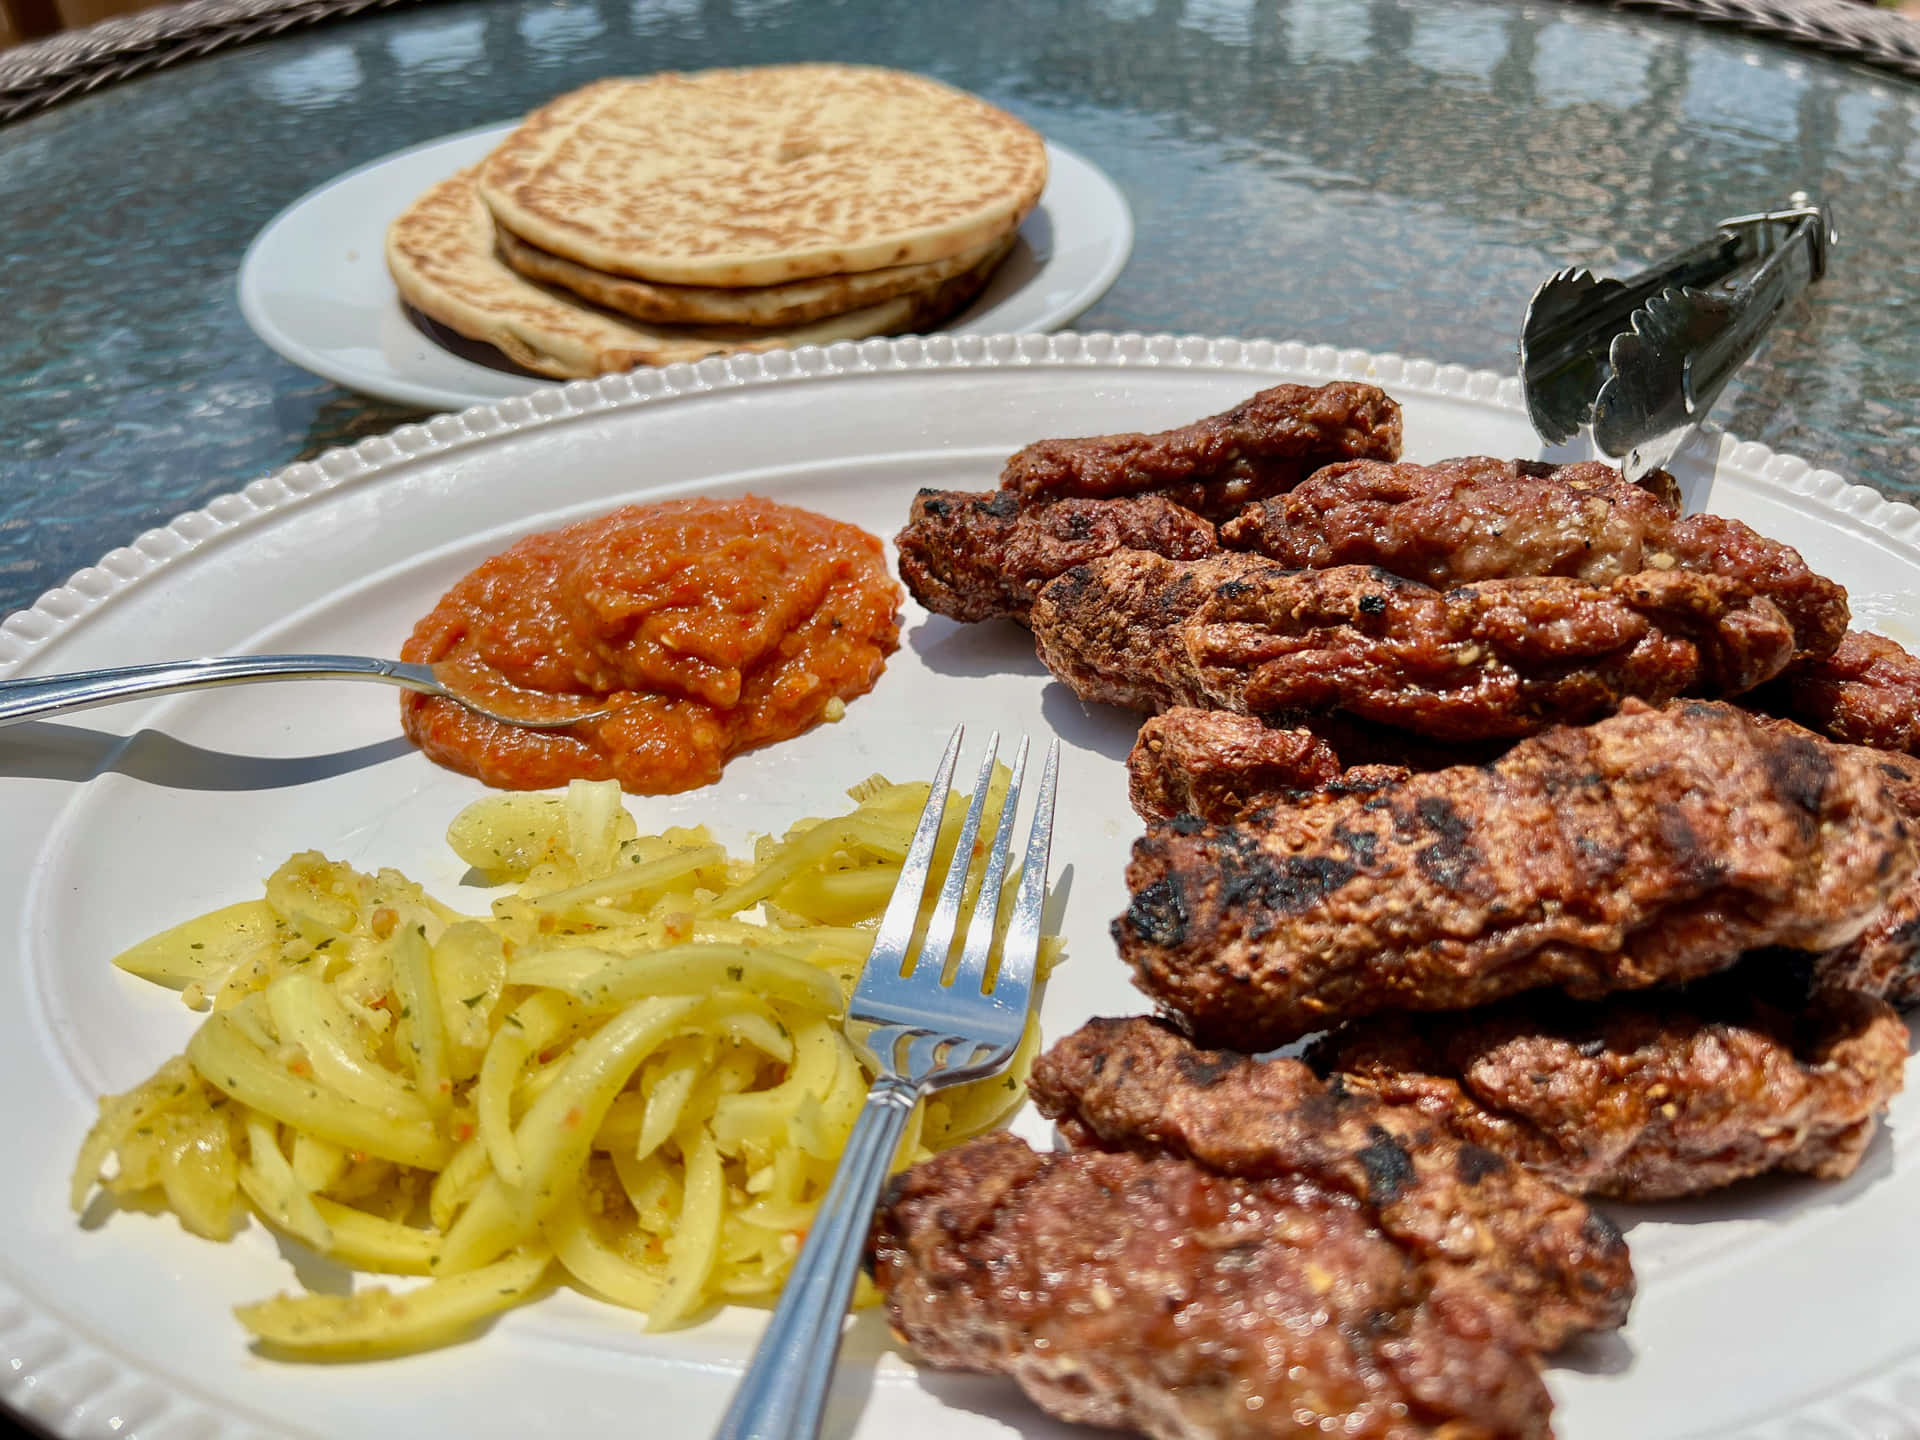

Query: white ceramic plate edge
[6,332,1911,681]
[233,125,1134,411]
[6,333,1920,1440]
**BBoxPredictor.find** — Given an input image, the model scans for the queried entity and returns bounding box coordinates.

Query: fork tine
[948,735,1030,994]
[909,733,1002,977]
[865,725,965,973]
[993,738,1059,1002]
[717,732,1052,1440]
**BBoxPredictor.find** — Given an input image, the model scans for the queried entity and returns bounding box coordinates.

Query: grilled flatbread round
[476,66,1048,287]
[495,225,1010,328]
[385,170,1006,380]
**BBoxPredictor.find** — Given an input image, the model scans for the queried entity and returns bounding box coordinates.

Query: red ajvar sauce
[400,497,902,793]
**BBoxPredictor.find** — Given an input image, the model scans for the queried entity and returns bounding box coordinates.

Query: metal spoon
[0,655,613,731]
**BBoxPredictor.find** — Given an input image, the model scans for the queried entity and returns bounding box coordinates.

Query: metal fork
[714,725,1059,1440]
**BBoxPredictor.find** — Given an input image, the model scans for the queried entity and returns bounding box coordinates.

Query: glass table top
[3,0,1918,619]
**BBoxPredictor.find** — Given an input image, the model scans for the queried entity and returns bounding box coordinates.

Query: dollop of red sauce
[400,497,902,793]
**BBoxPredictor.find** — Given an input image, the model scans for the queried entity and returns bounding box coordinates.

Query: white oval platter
[4,335,1920,1440]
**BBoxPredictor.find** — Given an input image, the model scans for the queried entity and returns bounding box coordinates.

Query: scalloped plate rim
[5,333,1920,1440]
[7,330,1911,675]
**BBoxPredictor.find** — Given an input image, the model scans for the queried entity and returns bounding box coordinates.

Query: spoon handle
[0,655,442,728]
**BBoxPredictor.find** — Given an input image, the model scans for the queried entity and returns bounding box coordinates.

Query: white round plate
[236,123,1134,412]
[5,335,1920,1440]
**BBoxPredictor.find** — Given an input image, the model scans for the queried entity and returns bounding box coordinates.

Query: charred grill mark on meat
[1135,708,1920,1001]
[1760,629,1920,756]
[1030,551,1797,740]
[1028,1015,1634,1350]
[1816,885,1920,1008]
[998,381,1403,521]
[1025,550,1220,711]
[871,1130,1558,1440]
[1115,700,1917,1048]
[893,488,1023,625]
[1309,973,1908,1201]
[895,490,1219,624]
[1813,755,1920,1007]
[1220,457,1848,661]
[1743,711,1920,1006]
[878,390,1903,1437]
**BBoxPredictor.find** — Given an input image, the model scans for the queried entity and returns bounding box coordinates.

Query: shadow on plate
[1039,682,1140,765]
[909,1367,1083,1440]
[1042,862,1075,944]
[76,1185,171,1232]
[406,304,556,380]
[0,721,414,791]
[1605,1120,1897,1238]
[811,1309,892,1440]
[950,227,1046,327]
[1549,1327,1636,1377]
[79,1188,359,1301]
[272,1229,355,1297]
[907,614,1048,681]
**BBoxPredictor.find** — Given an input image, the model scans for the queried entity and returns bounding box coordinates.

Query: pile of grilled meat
[866,383,1920,1439]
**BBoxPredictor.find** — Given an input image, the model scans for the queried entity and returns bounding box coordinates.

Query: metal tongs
[1520,193,1836,488]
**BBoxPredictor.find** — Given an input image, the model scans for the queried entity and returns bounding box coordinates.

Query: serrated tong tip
[1519,195,1834,483]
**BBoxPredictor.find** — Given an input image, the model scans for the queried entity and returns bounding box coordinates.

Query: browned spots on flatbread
[475,66,1048,287]
[384,170,1010,380]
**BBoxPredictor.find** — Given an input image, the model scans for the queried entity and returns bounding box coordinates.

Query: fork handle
[0,655,440,729]
[714,1075,920,1440]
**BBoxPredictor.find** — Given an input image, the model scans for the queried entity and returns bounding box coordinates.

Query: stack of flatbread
[386,66,1048,380]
